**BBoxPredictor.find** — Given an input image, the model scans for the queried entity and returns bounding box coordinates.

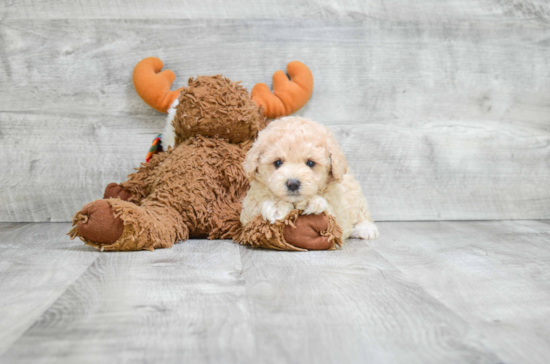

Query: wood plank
[335,122,550,221]
[2,19,550,124]
[369,220,550,364]
[238,241,502,364]
[0,222,99,356]
[1,113,549,221]
[2,0,549,21]
[1,239,255,363]
[0,112,155,222]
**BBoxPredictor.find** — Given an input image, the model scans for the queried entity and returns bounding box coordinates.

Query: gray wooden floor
[0,221,549,364]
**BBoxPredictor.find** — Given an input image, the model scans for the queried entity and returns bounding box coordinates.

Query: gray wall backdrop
[1,1,549,222]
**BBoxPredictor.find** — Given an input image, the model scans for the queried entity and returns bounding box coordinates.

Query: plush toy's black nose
[286,179,301,192]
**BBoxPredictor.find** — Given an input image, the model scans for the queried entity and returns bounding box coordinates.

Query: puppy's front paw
[301,196,330,215]
[261,200,294,224]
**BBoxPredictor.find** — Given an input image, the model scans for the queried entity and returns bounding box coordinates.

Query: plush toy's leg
[235,210,343,251]
[68,199,188,251]
[117,151,170,203]
[103,183,134,201]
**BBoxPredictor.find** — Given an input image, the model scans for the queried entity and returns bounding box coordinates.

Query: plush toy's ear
[327,133,348,182]
[133,57,184,113]
[251,61,313,119]
[243,139,263,181]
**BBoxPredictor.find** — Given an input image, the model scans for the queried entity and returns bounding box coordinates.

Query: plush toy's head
[133,57,314,147]
[173,75,265,144]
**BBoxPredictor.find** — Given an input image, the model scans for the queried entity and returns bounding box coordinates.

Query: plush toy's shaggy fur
[68,58,333,251]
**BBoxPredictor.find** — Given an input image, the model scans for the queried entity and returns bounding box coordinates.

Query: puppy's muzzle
[286,179,301,192]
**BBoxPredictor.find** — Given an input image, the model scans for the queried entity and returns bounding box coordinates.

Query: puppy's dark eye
[306,160,315,168]
[274,159,283,168]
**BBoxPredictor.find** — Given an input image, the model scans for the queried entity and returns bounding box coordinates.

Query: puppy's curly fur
[241,116,379,241]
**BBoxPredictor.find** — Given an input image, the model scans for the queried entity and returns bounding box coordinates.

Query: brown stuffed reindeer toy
[68,57,342,251]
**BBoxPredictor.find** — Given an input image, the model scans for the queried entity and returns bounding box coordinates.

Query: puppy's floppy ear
[327,132,348,182]
[243,139,263,181]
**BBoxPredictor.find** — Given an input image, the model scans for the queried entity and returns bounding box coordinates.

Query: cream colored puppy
[241,116,379,241]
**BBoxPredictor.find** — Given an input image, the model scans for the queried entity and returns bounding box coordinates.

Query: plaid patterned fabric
[145,134,163,162]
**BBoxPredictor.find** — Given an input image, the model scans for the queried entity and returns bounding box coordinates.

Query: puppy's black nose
[286,179,301,192]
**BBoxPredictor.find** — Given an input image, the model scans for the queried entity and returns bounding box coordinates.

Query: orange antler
[133,57,183,113]
[251,61,314,119]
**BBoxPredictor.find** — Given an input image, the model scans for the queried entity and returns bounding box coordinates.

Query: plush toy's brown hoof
[104,183,133,201]
[236,210,343,251]
[283,214,332,250]
[72,200,124,245]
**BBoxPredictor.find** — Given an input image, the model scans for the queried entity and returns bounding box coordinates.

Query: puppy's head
[243,116,347,203]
